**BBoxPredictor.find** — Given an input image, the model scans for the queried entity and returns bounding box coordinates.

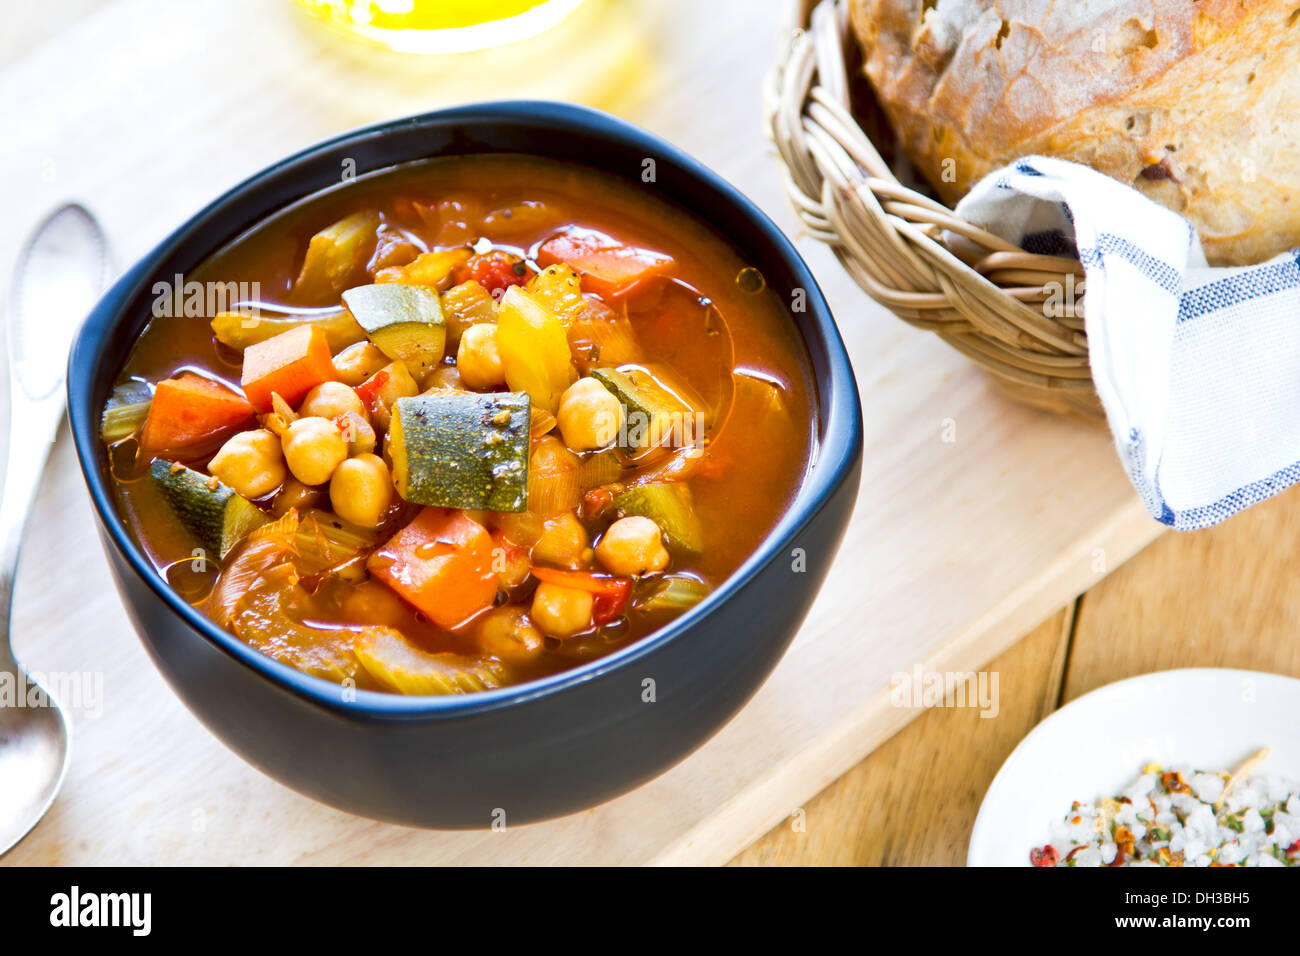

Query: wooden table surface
[735,484,1300,865]
[5,0,1271,867]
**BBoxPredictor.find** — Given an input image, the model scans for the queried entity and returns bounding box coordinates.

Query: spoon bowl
[0,670,70,853]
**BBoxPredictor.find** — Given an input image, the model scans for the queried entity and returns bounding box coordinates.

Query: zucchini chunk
[341,283,447,376]
[591,366,698,449]
[612,482,703,555]
[150,459,269,560]
[388,392,531,512]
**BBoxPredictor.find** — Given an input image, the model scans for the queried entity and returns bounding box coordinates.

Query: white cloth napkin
[956,155,1300,530]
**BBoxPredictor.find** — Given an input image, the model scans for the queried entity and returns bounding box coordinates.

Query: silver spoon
[0,204,111,855]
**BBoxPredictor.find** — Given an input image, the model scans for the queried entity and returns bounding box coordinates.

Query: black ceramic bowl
[68,101,863,828]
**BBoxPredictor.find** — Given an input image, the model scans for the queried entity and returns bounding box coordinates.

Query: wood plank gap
[1046,598,1080,717]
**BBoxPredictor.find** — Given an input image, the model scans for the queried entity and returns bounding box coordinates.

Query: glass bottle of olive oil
[295,0,588,54]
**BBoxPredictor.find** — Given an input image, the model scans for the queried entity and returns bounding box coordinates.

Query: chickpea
[281,416,348,486]
[271,477,324,517]
[531,583,593,638]
[557,377,622,452]
[492,536,532,589]
[329,453,393,529]
[456,323,505,390]
[422,364,463,393]
[298,380,367,420]
[596,516,671,577]
[339,579,411,630]
[532,511,590,569]
[476,606,545,663]
[332,342,388,387]
[208,429,285,498]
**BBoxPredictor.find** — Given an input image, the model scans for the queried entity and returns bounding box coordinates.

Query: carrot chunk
[367,508,497,630]
[240,324,336,412]
[138,372,254,457]
[537,227,674,300]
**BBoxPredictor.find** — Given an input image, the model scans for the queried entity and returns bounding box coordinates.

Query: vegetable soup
[102,155,816,694]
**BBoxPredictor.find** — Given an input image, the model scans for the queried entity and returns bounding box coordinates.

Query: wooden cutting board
[0,0,1161,865]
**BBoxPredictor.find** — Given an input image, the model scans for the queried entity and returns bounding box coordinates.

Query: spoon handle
[0,403,68,667]
[0,204,111,668]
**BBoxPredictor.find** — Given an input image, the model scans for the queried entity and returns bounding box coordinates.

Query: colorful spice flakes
[1032,761,1300,867]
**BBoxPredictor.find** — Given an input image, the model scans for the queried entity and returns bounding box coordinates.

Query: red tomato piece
[1029,845,1058,867]
[452,251,529,296]
[538,226,674,300]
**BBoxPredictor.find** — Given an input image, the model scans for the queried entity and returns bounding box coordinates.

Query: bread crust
[850,0,1300,264]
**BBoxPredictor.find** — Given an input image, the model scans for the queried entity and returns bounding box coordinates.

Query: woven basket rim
[766,0,1103,421]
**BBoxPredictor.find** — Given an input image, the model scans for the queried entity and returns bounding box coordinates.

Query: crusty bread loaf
[850,0,1300,265]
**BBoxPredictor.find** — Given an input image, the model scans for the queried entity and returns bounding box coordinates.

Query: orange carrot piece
[240,324,336,412]
[538,227,674,300]
[138,372,254,457]
[367,509,497,630]
[530,566,627,595]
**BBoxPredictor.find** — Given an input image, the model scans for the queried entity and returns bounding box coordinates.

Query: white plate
[968,668,1300,866]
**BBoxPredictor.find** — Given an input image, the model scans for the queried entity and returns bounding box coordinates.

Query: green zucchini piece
[612,482,703,555]
[101,380,153,443]
[342,283,447,376]
[638,575,711,613]
[150,459,269,560]
[591,366,697,448]
[388,392,531,512]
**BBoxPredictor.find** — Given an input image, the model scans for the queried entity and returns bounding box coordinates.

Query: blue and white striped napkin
[957,154,1300,530]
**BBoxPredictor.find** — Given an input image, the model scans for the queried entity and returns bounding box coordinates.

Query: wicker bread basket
[765,0,1102,422]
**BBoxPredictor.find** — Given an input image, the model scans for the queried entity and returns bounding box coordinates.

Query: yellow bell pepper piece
[496,286,577,413]
[375,248,470,287]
